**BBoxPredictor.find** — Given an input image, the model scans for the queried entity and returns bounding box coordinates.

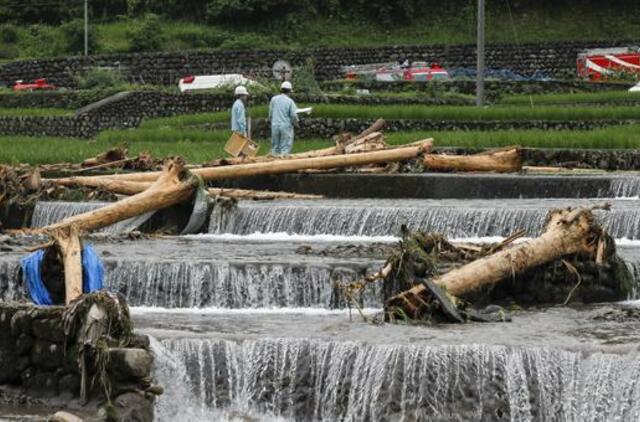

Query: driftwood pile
[346,205,633,324]
[15,123,435,304]
[3,118,544,307]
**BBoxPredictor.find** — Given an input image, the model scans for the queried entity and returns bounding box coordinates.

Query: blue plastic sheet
[21,249,53,305]
[21,245,105,305]
[82,245,104,294]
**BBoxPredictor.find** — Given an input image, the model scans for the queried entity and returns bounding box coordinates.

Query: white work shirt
[268,94,298,129]
[231,99,247,136]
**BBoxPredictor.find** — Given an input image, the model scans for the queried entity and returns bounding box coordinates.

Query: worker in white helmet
[268,81,298,156]
[231,85,249,137]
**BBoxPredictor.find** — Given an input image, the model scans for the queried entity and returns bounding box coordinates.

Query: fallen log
[82,146,127,168]
[344,132,386,154]
[208,188,322,200]
[52,177,152,195]
[353,118,386,141]
[50,141,433,186]
[40,159,198,233]
[49,226,83,304]
[71,157,136,174]
[385,204,631,320]
[423,147,522,173]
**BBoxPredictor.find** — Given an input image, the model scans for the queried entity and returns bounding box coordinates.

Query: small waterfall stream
[3,245,640,306]
[105,260,380,309]
[153,337,640,422]
[31,201,153,234]
[211,199,640,239]
[610,176,640,198]
[32,198,640,239]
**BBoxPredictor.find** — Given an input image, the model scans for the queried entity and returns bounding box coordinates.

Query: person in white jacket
[231,85,249,137]
[268,81,298,156]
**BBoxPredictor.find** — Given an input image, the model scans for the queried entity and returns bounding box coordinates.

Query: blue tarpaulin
[21,245,105,305]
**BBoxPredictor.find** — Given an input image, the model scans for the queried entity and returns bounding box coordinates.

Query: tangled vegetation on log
[344,206,633,325]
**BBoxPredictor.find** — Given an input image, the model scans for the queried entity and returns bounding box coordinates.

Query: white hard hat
[281,81,293,90]
[234,85,249,96]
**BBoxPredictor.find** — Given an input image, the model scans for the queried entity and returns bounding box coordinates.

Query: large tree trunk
[208,188,322,200]
[207,145,340,167]
[50,227,83,305]
[423,147,522,173]
[41,160,198,233]
[51,141,433,186]
[53,177,152,195]
[82,146,127,167]
[353,118,386,140]
[344,132,386,154]
[386,205,606,316]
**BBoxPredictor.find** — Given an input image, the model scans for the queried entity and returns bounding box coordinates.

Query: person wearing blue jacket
[269,81,299,156]
[231,85,249,137]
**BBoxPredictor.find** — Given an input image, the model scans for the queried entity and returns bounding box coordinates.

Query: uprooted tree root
[342,206,633,325]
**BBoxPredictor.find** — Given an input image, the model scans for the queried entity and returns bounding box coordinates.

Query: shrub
[75,67,126,90]
[0,23,18,43]
[174,26,229,49]
[218,33,283,50]
[291,57,323,96]
[0,45,18,59]
[128,13,164,52]
[22,25,64,58]
[206,0,299,23]
[60,19,99,55]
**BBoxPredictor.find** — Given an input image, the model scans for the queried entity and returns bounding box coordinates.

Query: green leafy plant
[60,19,99,55]
[75,67,126,90]
[127,13,165,52]
[0,23,18,43]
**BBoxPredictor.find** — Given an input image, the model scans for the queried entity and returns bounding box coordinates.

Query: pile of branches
[0,165,118,231]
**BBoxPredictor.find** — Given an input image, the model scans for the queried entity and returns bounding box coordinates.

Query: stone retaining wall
[1,40,636,88]
[0,302,155,421]
[0,115,140,138]
[249,118,636,139]
[0,89,120,110]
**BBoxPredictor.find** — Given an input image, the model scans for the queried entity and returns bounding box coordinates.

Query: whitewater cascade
[153,337,640,422]
[105,260,380,309]
[210,199,640,239]
[31,201,154,234]
[32,199,640,239]
[3,248,640,306]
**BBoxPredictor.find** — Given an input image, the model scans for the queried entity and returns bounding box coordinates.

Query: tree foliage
[127,13,165,52]
[0,0,638,25]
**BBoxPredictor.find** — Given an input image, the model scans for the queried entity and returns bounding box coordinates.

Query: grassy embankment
[0,108,71,116]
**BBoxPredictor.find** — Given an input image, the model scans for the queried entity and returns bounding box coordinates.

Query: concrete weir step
[214,172,640,199]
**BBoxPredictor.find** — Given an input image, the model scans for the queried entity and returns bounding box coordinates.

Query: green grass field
[501,91,640,106]
[3,123,640,165]
[0,108,72,117]
[139,104,640,130]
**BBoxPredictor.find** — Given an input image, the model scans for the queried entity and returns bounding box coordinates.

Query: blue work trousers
[271,125,294,156]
